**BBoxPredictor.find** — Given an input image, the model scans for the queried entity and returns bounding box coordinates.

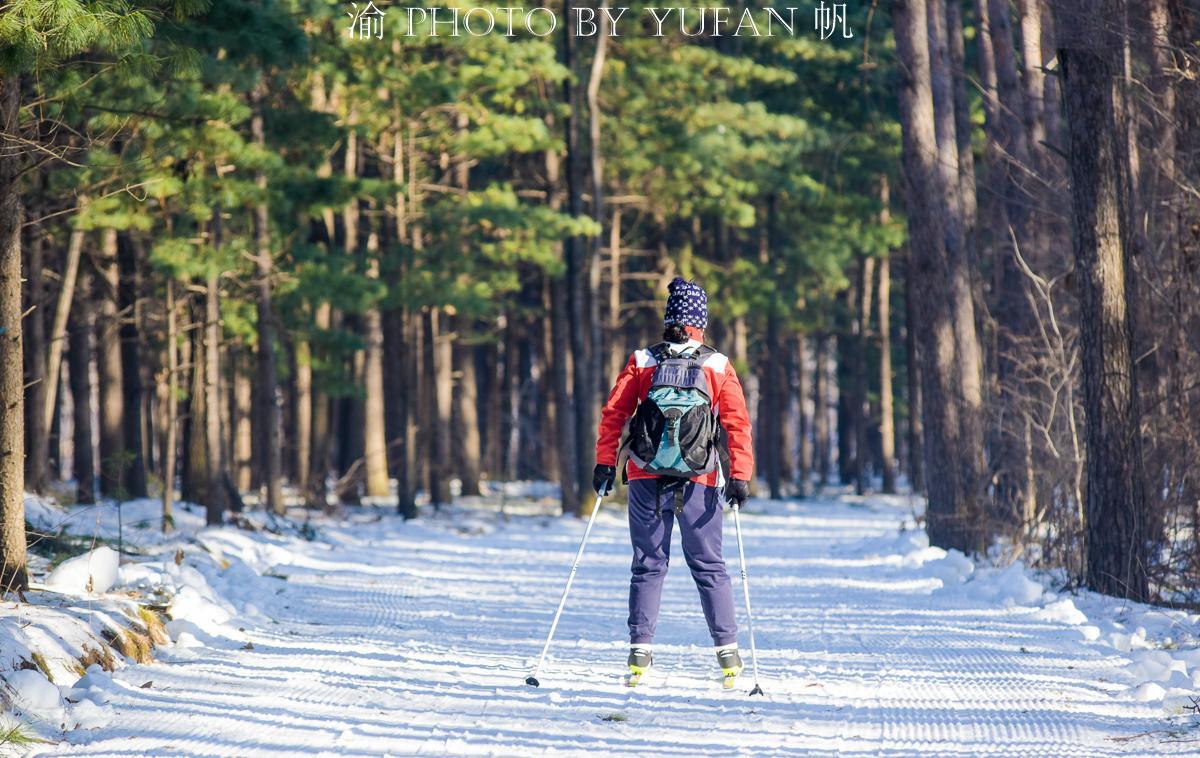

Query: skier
[592,277,755,687]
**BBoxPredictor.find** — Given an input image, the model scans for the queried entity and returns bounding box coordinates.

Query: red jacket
[595,338,755,487]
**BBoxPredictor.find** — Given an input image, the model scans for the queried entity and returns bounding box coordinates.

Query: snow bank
[45,546,120,595]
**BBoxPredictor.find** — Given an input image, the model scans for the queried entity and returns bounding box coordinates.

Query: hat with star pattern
[663,277,708,330]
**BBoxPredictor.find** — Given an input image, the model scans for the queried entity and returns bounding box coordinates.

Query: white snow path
[43,495,1196,756]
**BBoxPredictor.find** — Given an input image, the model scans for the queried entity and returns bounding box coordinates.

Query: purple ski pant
[626,478,738,646]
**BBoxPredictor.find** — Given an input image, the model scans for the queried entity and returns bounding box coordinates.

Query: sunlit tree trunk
[894,0,985,553]
[1056,0,1148,600]
[0,74,26,593]
[251,80,283,515]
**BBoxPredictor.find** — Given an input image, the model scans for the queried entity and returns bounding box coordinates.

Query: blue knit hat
[663,277,708,329]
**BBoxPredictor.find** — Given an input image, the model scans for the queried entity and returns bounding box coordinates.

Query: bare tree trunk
[252,81,283,515]
[795,332,811,496]
[96,229,126,498]
[607,208,623,379]
[813,333,831,486]
[1056,0,1148,600]
[162,279,178,532]
[182,298,207,505]
[294,336,312,496]
[23,225,47,493]
[563,1,595,515]
[117,233,147,498]
[894,0,984,553]
[587,0,611,411]
[0,74,26,593]
[43,202,85,434]
[69,274,95,504]
[203,271,227,525]
[545,123,580,514]
[1017,0,1050,159]
[457,341,483,496]
[233,349,252,492]
[878,250,897,494]
[307,303,333,510]
[854,255,877,495]
[904,251,925,493]
[426,309,453,506]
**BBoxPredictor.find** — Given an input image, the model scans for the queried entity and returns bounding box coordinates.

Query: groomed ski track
[49,494,1194,756]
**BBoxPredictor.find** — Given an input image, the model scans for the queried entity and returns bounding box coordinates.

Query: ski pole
[526,494,604,687]
[730,500,764,696]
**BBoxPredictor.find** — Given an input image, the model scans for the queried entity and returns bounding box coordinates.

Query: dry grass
[76,642,117,675]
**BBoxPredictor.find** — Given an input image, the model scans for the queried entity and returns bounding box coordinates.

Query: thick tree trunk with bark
[893,0,985,553]
[0,74,26,593]
[904,252,925,493]
[1056,0,1149,600]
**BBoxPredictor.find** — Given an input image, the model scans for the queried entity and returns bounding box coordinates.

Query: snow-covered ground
[6,490,1200,755]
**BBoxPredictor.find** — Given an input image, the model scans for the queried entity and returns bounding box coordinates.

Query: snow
[43,547,120,595]
[7,489,1200,753]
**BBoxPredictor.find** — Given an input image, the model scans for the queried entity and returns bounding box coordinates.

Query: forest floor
[6,487,1200,756]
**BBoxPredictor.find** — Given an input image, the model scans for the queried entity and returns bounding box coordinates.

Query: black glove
[725,478,750,508]
[593,464,617,497]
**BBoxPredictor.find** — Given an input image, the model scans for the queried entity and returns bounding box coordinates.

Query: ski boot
[716,645,743,689]
[626,646,652,687]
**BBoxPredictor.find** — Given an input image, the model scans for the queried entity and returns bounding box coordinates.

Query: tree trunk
[294,336,312,497]
[904,251,925,493]
[893,0,985,553]
[182,298,207,505]
[203,271,227,525]
[23,225,47,493]
[43,202,85,435]
[795,333,811,496]
[457,342,483,496]
[426,309,453,506]
[0,73,26,593]
[563,1,594,515]
[878,250,897,494]
[252,81,283,515]
[96,229,126,498]
[117,233,147,498]
[1017,0,1050,162]
[607,208,624,380]
[854,255,876,495]
[1056,0,1149,600]
[69,273,95,504]
[307,303,333,510]
[813,333,831,486]
[162,279,178,532]
[233,348,253,493]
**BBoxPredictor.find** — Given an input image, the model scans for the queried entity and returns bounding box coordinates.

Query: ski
[625,671,645,687]
[722,673,737,690]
